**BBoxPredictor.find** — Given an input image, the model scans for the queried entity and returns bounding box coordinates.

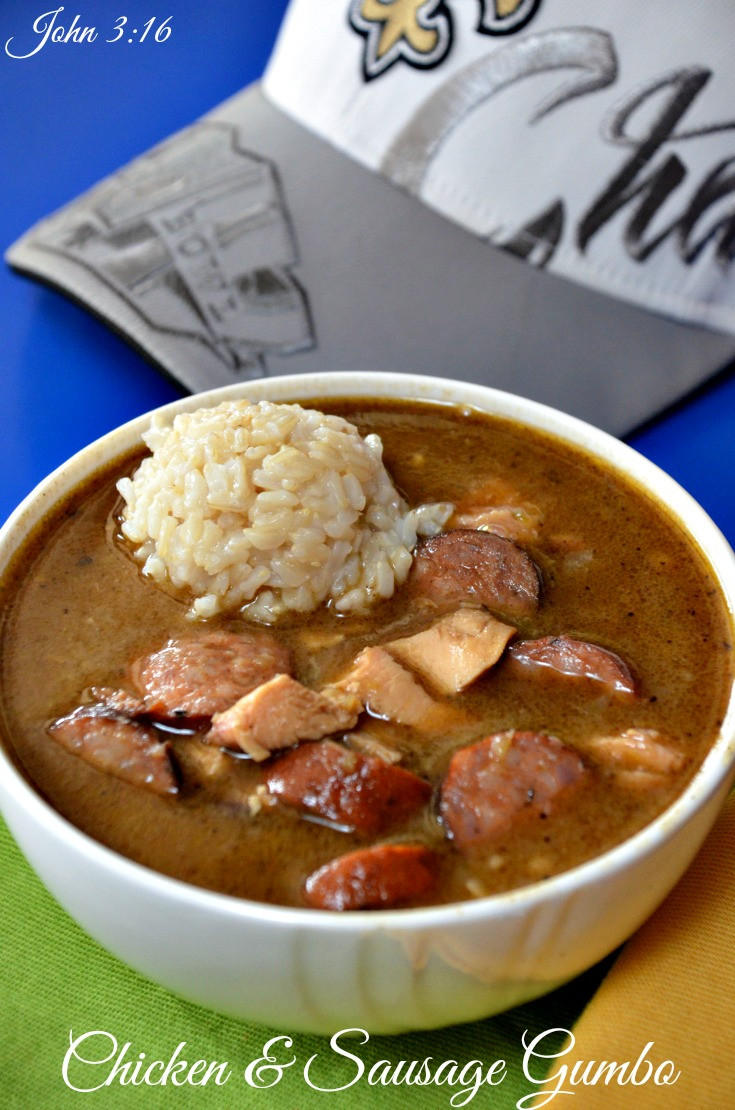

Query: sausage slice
[439,730,586,851]
[82,687,147,717]
[265,740,431,834]
[131,630,291,720]
[48,706,177,795]
[508,634,637,695]
[408,530,540,618]
[304,844,437,910]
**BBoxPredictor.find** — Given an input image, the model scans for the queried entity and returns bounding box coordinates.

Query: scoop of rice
[117,399,452,622]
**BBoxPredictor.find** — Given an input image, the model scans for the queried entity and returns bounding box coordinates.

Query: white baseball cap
[8,0,735,432]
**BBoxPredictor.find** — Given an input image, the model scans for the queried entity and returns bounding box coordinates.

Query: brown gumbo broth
[0,399,732,909]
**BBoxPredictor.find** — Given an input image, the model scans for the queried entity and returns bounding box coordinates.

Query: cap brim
[7,83,735,435]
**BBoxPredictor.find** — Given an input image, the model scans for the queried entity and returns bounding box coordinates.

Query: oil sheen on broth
[0,400,732,909]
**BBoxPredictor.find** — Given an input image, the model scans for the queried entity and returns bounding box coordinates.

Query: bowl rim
[1,369,734,932]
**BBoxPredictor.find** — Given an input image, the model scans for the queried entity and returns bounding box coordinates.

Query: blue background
[0,0,733,548]
[0,0,288,522]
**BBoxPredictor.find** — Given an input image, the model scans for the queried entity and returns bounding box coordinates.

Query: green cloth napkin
[0,816,607,1109]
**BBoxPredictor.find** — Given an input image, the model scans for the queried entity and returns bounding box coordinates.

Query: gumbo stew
[0,399,731,910]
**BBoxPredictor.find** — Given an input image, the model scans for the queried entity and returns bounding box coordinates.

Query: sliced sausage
[48,706,177,795]
[207,675,360,761]
[131,630,291,720]
[408,530,540,618]
[508,634,637,695]
[82,686,147,717]
[385,607,516,695]
[265,740,432,834]
[304,844,437,910]
[439,730,586,851]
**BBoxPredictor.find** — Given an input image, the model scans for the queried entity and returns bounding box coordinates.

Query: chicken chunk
[174,737,231,785]
[344,728,403,764]
[385,607,516,695]
[335,646,457,730]
[131,630,292,720]
[265,740,431,834]
[172,738,274,810]
[508,634,637,695]
[304,844,437,910]
[449,503,542,545]
[207,674,360,761]
[408,530,541,618]
[439,730,586,851]
[587,728,685,788]
[48,706,177,795]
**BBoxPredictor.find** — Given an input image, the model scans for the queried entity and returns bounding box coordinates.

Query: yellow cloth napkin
[535,792,735,1109]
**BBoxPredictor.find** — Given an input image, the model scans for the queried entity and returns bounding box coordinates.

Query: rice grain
[118,399,451,622]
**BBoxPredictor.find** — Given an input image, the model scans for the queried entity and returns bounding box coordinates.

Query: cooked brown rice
[117,399,452,622]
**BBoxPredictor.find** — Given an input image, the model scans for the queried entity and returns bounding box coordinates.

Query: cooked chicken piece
[385,607,516,695]
[172,738,278,812]
[449,503,542,545]
[587,728,685,788]
[508,634,637,695]
[344,728,403,764]
[304,844,437,911]
[335,646,458,730]
[131,630,292,720]
[172,737,231,786]
[265,740,431,834]
[439,730,586,852]
[408,529,541,619]
[206,674,360,761]
[48,706,177,796]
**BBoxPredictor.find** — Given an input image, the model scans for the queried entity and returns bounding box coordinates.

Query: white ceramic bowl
[1,372,734,1036]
